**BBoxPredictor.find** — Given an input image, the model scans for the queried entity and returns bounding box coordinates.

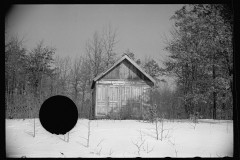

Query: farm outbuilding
[91,55,156,119]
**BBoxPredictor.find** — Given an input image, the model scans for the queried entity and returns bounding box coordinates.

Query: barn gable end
[91,55,156,119]
[101,59,152,83]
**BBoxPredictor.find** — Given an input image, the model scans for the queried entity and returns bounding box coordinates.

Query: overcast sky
[6,4,184,88]
[6,4,183,63]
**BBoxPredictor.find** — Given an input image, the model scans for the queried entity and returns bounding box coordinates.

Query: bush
[119,106,132,120]
[189,112,199,123]
[106,99,143,120]
[142,104,158,123]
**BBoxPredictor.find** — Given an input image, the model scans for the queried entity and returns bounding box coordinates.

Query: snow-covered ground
[6,118,233,158]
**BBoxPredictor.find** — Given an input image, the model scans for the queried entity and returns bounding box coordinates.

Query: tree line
[5,23,163,119]
[5,4,233,120]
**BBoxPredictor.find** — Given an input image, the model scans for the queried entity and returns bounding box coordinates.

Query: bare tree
[85,24,119,79]
[79,120,92,147]
[54,55,72,96]
[131,138,146,156]
[85,31,105,78]
[83,25,119,119]
[21,40,56,138]
[101,23,119,69]
[131,130,154,156]
[70,55,82,111]
[79,57,92,118]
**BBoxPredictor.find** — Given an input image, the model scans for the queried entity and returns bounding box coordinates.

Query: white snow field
[6,118,233,158]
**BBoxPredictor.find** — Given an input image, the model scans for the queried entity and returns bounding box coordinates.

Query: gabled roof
[91,55,156,89]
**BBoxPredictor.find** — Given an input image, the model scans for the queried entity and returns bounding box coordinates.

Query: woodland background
[5,4,233,120]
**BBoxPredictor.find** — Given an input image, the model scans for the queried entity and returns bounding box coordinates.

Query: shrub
[189,111,199,123]
[119,106,132,120]
[142,104,158,123]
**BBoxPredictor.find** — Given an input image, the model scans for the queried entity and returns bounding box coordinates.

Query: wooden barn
[91,55,156,119]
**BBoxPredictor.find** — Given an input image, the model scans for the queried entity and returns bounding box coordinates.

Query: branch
[174,148,178,157]
[143,142,154,154]
[60,152,66,158]
[188,121,197,129]
[109,149,114,156]
[137,130,145,142]
[131,139,146,156]
[168,137,176,146]
[97,139,105,147]
[96,146,102,155]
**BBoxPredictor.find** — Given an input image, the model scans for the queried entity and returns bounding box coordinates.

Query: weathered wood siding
[94,59,154,118]
[101,59,152,84]
[95,80,152,117]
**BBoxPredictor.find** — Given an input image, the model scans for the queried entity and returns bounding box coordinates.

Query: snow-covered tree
[162,4,233,119]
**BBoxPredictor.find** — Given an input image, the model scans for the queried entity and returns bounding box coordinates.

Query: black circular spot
[39,95,78,135]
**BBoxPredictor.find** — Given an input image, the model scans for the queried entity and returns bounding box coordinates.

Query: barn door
[96,85,107,116]
[108,86,119,114]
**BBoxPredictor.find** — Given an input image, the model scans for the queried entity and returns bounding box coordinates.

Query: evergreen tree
[162,4,233,119]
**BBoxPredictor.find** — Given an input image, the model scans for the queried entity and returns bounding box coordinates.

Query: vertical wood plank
[133,86,136,100]
[116,65,119,79]
[126,60,130,79]
[95,85,98,116]
[119,86,122,109]
[122,61,125,79]
[129,63,132,79]
[127,86,130,100]
[105,85,108,115]
[140,86,143,118]
[93,87,96,117]
[118,86,121,111]
[123,61,126,79]
[122,60,125,79]
[107,85,109,114]
[119,63,123,79]
[125,61,128,79]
